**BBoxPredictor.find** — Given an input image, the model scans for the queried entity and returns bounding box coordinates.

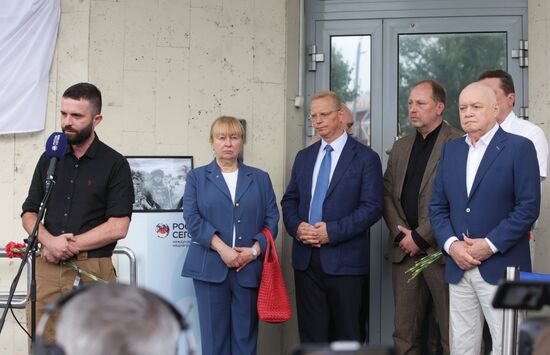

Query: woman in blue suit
[182,116,279,355]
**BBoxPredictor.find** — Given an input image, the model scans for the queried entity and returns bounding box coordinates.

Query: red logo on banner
[155,223,170,238]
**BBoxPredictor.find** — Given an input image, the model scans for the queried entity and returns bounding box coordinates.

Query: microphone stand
[0,175,56,339]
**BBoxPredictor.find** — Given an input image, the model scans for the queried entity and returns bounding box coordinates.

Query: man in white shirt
[479,69,548,181]
[479,69,548,268]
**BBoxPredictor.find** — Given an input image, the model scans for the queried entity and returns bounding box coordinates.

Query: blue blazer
[281,137,384,275]
[181,160,279,287]
[430,128,540,285]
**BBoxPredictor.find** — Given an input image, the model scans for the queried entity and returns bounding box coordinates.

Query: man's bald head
[341,105,354,135]
[458,82,499,143]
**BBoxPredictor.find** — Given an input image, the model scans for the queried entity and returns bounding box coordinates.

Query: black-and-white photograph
[127,156,193,212]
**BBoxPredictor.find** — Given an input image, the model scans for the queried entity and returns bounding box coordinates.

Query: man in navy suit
[430,82,540,355]
[281,91,383,343]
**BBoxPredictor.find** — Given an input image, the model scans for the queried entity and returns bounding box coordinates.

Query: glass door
[383,16,524,144]
[309,19,383,150]
[307,14,525,345]
[308,18,388,343]
[331,35,373,144]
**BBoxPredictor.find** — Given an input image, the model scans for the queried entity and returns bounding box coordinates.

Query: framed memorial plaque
[127,156,193,212]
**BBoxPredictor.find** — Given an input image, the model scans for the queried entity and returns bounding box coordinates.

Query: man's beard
[63,122,93,145]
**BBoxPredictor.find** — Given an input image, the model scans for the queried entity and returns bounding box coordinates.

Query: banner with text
[118,212,201,354]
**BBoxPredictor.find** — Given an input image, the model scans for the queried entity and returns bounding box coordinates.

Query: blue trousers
[193,269,259,355]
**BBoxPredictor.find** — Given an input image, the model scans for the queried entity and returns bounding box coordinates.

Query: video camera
[493,276,550,355]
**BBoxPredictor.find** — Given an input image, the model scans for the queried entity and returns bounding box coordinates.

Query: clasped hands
[41,233,80,264]
[296,221,329,247]
[218,242,260,272]
[449,235,493,270]
[397,225,423,257]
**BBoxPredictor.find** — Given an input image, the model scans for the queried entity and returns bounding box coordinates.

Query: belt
[77,249,113,260]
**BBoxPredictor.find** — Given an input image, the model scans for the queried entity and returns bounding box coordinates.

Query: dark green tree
[398,33,506,135]
[331,47,359,103]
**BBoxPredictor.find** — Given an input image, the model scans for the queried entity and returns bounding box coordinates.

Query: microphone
[45,132,68,183]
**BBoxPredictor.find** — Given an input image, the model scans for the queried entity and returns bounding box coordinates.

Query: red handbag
[257,227,292,323]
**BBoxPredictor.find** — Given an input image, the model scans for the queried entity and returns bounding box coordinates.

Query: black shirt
[400,123,442,250]
[22,135,134,257]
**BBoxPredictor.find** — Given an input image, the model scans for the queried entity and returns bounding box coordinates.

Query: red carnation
[5,242,27,259]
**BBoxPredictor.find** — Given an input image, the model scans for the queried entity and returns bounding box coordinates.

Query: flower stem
[62,261,108,283]
[6,244,107,284]
[405,250,443,283]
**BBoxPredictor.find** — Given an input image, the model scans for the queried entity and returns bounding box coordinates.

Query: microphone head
[45,132,68,159]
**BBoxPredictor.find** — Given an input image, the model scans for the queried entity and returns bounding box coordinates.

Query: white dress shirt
[444,124,499,254]
[222,170,238,247]
[500,111,548,179]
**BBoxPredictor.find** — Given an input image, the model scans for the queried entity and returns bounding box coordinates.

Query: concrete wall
[0,0,295,354]
[528,0,550,276]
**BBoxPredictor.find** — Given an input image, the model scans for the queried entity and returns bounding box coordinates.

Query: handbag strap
[261,227,278,263]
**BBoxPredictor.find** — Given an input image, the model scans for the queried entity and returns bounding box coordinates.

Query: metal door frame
[305,5,527,345]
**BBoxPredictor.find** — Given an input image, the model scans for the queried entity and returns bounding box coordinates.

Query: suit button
[237,219,241,224]
[235,203,240,208]
[238,236,243,240]
[466,208,471,213]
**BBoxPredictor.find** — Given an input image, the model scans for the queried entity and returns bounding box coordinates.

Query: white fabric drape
[0,0,60,134]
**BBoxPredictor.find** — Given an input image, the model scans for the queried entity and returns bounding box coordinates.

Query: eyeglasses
[308,110,339,121]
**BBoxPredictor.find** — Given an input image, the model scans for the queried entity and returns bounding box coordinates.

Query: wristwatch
[251,247,258,258]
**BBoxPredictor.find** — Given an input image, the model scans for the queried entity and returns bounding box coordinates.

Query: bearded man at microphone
[21,83,135,344]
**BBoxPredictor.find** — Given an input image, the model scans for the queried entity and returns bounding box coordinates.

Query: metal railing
[114,246,137,285]
[0,248,30,309]
[0,246,137,309]
[501,266,520,355]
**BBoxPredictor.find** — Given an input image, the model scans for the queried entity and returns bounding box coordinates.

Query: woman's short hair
[209,116,245,143]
